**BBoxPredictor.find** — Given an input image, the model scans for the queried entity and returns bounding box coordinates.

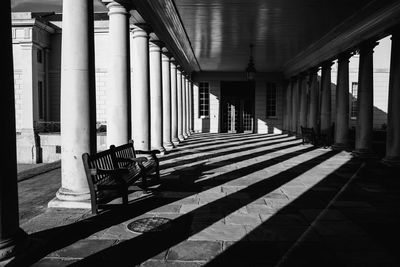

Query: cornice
[130,0,200,73]
[284,0,400,78]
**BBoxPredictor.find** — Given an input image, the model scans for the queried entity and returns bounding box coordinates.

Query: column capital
[337,51,352,63]
[106,1,132,15]
[389,24,400,40]
[321,60,334,69]
[150,39,164,48]
[162,47,172,60]
[358,40,379,54]
[308,66,319,75]
[132,23,152,37]
[101,0,134,12]
[149,40,163,52]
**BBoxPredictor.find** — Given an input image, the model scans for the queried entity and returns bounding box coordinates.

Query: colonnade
[1,1,197,259]
[284,29,400,166]
[56,1,195,205]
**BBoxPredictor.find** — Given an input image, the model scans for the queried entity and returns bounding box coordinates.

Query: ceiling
[173,0,374,72]
[11,0,399,74]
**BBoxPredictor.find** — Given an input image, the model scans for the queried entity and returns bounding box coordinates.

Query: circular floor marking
[127,217,173,233]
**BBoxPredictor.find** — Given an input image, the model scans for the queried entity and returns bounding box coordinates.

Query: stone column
[353,41,377,158]
[291,78,299,135]
[56,0,96,205]
[170,59,180,145]
[0,1,28,260]
[131,24,151,151]
[308,68,319,130]
[188,80,194,134]
[383,30,400,166]
[162,49,174,150]
[320,61,332,135]
[149,40,165,153]
[333,52,351,151]
[285,82,292,133]
[182,74,188,139]
[299,74,308,129]
[177,67,185,141]
[185,77,191,136]
[106,1,130,147]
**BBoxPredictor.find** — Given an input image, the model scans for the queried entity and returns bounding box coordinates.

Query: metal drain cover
[127,217,173,233]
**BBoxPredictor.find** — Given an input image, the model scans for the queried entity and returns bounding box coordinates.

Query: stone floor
[7,133,400,266]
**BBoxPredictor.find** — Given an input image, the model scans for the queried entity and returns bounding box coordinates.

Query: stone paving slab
[12,133,400,266]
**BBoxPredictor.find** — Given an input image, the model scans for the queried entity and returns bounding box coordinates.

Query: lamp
[246,44,256,81]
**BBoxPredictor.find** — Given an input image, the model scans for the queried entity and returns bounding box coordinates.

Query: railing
[34,121,60,133]
[34,121,107,133]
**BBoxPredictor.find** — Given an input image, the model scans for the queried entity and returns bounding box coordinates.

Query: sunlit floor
[14,133,400,266]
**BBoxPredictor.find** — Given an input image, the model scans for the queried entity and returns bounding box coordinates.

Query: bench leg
[142,174,148,189]
[122,188,128,205]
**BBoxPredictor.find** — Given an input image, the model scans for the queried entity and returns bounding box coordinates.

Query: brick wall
[95,69,108,124]
[14,70,23,131]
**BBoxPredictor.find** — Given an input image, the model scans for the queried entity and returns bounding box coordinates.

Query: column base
[183,133,188,139]
[48,187,91,209]
[352,148,376,159]
[178,135,185,142]
[332,143,349,151]
[172,137,180,146]
[163,141,175,150]
[0,228,29,262]
[189,130,195,134]
[153,146,166,155]
[382,156,400,167]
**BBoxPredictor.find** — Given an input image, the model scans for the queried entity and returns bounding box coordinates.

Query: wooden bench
[110,140,160,182]
[300,126,316,145]
[82,147,146,214]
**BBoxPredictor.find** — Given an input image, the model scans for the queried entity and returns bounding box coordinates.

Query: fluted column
[106,1,130,147]
[131,24,151,151]
[0,1,28,260]
[353,41,377,158]
[177,67,185,141]
[383,29,400,166]
[56,0,96,204]
[162,49,174,150]
[333,52,351,151]
[299,74,308,129]
[320,62,332,136]
[308,68,319,130]
[182,74,188,138]
[170,59,180,145]
[149,40,165,153]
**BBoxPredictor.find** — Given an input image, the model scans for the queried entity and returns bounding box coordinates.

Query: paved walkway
[8,133,400,266]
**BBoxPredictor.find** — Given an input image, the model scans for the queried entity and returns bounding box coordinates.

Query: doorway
[221,81,255,133]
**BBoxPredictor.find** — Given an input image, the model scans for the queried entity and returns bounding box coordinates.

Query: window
[266,82,277,117]
[38,81,46,120]
[199,82,209,117]
[37,49,42,63]
[350,82,358,119]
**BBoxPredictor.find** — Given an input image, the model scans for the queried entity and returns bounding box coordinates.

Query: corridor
[13,133,400,266]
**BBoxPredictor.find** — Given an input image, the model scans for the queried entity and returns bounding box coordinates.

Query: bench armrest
[90,167,128,176]
[116,157,148,163]
[135,150,160,156]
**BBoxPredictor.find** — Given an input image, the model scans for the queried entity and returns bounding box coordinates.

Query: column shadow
[10,142,318,266]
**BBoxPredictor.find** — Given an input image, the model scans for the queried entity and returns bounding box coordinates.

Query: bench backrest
[110,140,136,168]
[82,148,117,188]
